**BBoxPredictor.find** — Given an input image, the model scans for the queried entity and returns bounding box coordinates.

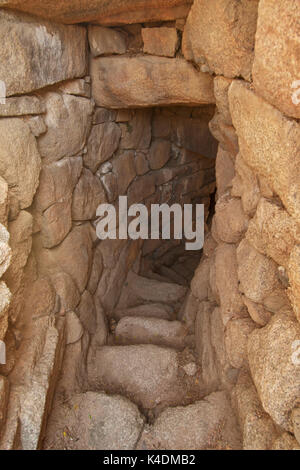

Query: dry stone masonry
[0,0,299,451]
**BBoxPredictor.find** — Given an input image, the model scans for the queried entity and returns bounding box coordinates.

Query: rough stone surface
[288,246,300,323]
[252,0,300,119]
[142,27,178,57]
[0,0,193,25]
[88,26,126,57]
[248,313,300,432]
[115,316,188,350]
[115,304,174,321]
[38,93,93,163]
[0,118,41,215]
[213,76,233,125]
[216,147,235,197]
[229,80,300,221]
[148,140,171,170]
[88,344,202,411]
[182,0,259,80]
[85,122,121,173]
[214,195,249,244]
[0,10,87,96]
[50,272,81,315]
[225,318,255,369]
[113,152,136,194]
[246,198,299,268]
[44,391,144,450]
[38,224,93,293]
[215,243,245,325]
[0,96,45,117]
[72,169,106,221]
[91,56,215,108]
[231,153,260,217]
[138,391,241,450]
[65,311,83,345]
[237,239,289,312]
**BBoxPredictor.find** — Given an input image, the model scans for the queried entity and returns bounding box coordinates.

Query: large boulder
[0,10,87,96]
[0,118,41,216]
[91,56,215,108]
[44,391,144,450]
[137,391,241,450]
[182,0,259,80]
[0,0,193,25]
[248,313,300,432]
[38,93,93,163]
[252,0,300,119]
[229,80,300,221]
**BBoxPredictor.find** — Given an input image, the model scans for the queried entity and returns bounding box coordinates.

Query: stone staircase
[43,252,241,450]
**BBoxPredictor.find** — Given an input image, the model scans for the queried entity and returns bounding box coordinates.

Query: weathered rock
[229,80,300,221]
[88,344,202,412]
[0,177,8,226]
[195,301,219,393]
[34,157,82,212]
[0,376,9,429]
[44,391,144,450]
[65,311,83,345]
[292,408,300,445]
[225,317,255,369]
[248,313,300,431]
[214,195,249,244]
[120,110,152,150]
[59,79,91,98]
[77,290,97,335]
[272,432,300,450]
[0,118,41,216]
[172,114,218,158]
[91,56,215,108]
[0,0,193,25]
[288,245,300,323]
[213,76,233,125]
[190,256,211,302]
[135,152,149,175]
[72,168,106,221]
[142,27,178,57]
[209,113,239,156]
[100,172,118,203]
[117,271,187,308]
[93,108,117,124]
[88,25,126,57]
[252,0,300,119]
[137,391,241,450]
[0,224,11,279]
[215,243,245,325]
[26,116,47,137]
[246,198,299,268]
[216,147,235,197]
[38,93,93,163]
[231,153,260,217]
[50,272,81,315]
[38,224,93,293]
[0,282,11,341]
[242,296,272,327]
[237,239,289,312]
[232,370,278,450]
[148,140,171,170]
[4,211,32,295]
[0,10,87,96]
[182,0,259,80]
[115,316,188,350]
[85,122,121,173]
[113,151,136,194]
[0,96,45,117]
[115,303,174,321]
[87,245,103,295]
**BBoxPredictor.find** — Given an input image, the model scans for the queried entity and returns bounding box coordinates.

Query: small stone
[142,27,178,58]
[183,363,197,376]
[88,26,126,57]
[66,311,83,344]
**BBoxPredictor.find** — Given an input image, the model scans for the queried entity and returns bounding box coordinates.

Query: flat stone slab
[91,56,215,108]
[115,316,189,350]
[88,345,203,412]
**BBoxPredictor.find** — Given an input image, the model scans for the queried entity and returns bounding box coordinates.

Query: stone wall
[0,0,299,451]
[187,0,300,450]
[0,8,217,449]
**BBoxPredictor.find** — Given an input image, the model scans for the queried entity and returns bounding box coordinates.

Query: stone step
[44,391,144,450]
[87,344,204,413]
[117,271,187,309]
[114,303,175,321]
[157,265,189,286]
[114,316,190,350]
[137,391,241,450]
